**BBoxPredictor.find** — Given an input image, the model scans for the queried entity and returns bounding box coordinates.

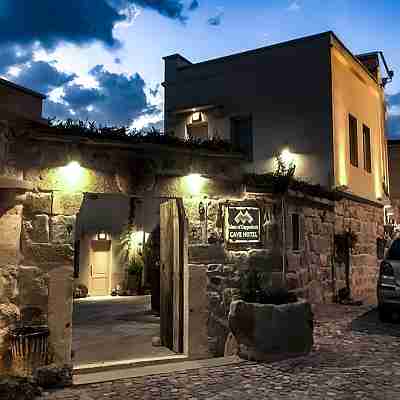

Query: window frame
[349,114,358,167]
[292,213,300,251]
[230,114,253,161]
[362,124,372,173]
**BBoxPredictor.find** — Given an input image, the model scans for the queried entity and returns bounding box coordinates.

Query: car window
[387,239,400,260]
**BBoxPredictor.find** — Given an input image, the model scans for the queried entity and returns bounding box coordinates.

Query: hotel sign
[226,206,261,243]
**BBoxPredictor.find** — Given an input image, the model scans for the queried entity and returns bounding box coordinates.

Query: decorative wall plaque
[225,205,261,243]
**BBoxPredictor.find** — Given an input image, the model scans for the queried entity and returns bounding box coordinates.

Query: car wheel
[378,305,392,322]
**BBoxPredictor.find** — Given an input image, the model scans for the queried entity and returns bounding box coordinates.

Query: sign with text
[226,206,261,243]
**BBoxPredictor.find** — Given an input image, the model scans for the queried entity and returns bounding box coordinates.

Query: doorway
[90,239,111,296]
[71,194,187,366]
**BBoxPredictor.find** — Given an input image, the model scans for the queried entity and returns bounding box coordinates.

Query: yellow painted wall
[331,41,387,201]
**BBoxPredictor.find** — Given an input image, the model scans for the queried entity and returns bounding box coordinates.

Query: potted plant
[127,257,144,295]
[228,267,313,362]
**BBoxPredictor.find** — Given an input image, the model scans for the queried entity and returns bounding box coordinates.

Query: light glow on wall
[130,231,150,251]
[183,173,207,195]
[280,147,295,168]
[59,161,87,191]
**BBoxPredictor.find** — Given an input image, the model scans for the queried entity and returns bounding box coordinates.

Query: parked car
[377,237,400,322]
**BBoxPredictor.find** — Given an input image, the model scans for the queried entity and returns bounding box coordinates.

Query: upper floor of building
[163,31,391,204]
[0,77,46,122]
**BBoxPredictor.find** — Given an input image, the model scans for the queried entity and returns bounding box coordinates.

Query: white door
[90,242,111,296]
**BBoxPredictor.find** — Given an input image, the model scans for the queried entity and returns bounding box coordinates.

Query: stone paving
[40,304,400,399]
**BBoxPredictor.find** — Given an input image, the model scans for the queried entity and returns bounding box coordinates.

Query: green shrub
[128,257,144,276]
[239,267,297,305]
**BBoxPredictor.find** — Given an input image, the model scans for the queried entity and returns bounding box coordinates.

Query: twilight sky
[0,0,399,137]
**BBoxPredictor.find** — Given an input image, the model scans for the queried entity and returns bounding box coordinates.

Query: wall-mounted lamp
[97,231,107,240]
[280,146,295,168]
[184,173,206,195]
[60,160,86,191]
[192,111,202,123]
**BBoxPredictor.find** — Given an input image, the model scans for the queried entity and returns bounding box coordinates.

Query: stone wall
[285,197,335,304]
[334,197,384,303]
[184,192,385,357]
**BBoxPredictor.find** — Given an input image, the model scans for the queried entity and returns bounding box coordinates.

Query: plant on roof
[46,118,241,153]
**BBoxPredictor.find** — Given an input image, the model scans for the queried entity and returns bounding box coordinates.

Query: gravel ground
[40,304,400,400]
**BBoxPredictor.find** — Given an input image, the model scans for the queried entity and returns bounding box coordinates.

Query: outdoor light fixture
[280,147,294,167]
[185,173,206,195]
[97,231,107,240]
[192,111,202,123]
[60,160,85,190]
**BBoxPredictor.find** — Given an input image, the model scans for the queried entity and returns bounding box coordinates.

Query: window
[231,116,253,160]
[292,213,300,251]
[349,114,358,167]
[363,124,372,173]
[186,112,208,140]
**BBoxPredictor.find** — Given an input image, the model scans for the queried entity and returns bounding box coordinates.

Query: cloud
[208,11,224,26]
[43,100,73,121]
[0,0,189,51]
[0,45,33,74]
[287,1,301,11]
[13,61,76,94]
[388,116,400,138]
[44,64,157,126]
[188,0,199,11]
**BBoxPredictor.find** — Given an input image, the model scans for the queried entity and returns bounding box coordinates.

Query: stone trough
[228,299,314,362]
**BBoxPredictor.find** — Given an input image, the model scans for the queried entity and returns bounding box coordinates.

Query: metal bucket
[10,325,49,377]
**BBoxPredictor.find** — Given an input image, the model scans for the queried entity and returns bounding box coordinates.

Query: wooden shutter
[349,114,358,167]
[363,124,372,173]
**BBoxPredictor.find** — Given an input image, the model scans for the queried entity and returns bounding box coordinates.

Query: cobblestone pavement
[41,304,400,400]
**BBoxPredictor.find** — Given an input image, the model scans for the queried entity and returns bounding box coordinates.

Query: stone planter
[228,299,313,362]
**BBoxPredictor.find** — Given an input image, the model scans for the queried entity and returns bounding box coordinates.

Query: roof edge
[0,77,46,99]
[174,31,333,70]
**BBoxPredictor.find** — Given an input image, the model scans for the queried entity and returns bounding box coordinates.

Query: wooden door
[90,241,111,296]
[160,198,187,353]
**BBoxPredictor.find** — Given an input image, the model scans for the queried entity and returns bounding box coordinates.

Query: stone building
[163,31,393,351]
[0,31,393,379]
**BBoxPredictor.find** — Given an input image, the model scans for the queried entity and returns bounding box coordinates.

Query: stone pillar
[20,191,82,366]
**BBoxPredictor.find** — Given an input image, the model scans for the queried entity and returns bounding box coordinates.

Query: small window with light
[186,111,208,140]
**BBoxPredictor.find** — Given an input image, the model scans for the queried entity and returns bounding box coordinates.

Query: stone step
[73,356,242,385]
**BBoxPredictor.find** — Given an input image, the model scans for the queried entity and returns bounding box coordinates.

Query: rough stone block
[229,299,313,361]
[0,205,22,264]
[312,220,321,235]
[30,215,50,243]
[309,236,319,253]
[189,244,225,264]
[0,265,19,302]
[287,253,301,271]
[52,193,83,216]
[51,215,76,244]
[24,193,52,215]
[286,272,299,290]
[320,254,328,267]
[23,243,74,265]
[48,265,74,365]
[17,266,49,316]
[0,303,20,330]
